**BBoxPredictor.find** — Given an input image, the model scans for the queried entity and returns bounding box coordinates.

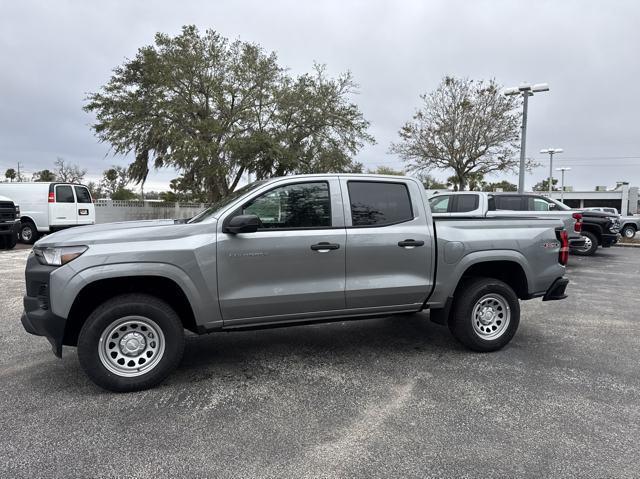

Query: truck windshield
[188,180,268,223]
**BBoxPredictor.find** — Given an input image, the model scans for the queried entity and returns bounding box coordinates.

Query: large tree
[4,168,16,182]
[85,25,373,202]
[390,77,522,191]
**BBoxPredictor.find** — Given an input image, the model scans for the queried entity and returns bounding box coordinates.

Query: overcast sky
[1,0,639,192]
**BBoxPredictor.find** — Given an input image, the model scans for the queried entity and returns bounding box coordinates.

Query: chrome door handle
[398,239,425,249]
[310,242,340,252]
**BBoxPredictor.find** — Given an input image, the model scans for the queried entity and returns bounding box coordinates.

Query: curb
[614,242,640,248]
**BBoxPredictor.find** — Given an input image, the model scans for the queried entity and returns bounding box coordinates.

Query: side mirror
[223,214,260,234]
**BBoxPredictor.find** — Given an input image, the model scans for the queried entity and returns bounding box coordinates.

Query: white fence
[95,200,208,224]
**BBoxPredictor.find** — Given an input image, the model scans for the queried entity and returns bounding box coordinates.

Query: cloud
[1,0,638,190]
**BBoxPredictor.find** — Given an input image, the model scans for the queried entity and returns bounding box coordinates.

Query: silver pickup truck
[21,174,569,392]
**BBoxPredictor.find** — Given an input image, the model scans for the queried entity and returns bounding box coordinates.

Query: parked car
[21,174,569,392]
[427,192,586,249]
[0,182,95,243]
[0,195,21,250]
[584,207,639,239]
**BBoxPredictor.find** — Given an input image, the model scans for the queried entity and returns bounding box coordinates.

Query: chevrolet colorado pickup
[22,174,569,392]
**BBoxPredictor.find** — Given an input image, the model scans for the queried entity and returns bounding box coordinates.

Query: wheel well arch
[19,215,36,225]
[622,223,637,231]
[63,276,197,347]
[457,260,529,300]
[580,223,602,236]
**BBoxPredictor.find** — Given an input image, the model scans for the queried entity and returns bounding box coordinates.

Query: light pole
[540,148,563,196]
[504,83,550,193]
[556,167,571,203]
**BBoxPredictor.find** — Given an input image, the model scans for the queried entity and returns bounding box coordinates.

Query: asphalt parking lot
[1,247,639,478]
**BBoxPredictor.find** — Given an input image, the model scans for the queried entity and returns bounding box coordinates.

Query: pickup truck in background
[428,192,585,248]
[584,207,639,239]
[428,191,621,256]
[0,195,21,250]
[21,174,569,392]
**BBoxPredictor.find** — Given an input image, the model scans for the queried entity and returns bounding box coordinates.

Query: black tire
[621,225,637,239]
[77,294,185,392]
[448,277,520,352]
[19,220,39,244]
[572,231,598,256]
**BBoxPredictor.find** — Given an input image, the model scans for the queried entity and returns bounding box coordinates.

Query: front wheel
[448,278,520,352]
[19,221,39,244]
[621,225,637,239]
[77,294,185,392]
[572,231,598,256]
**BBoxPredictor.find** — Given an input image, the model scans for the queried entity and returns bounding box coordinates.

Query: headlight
[34,245,88,266]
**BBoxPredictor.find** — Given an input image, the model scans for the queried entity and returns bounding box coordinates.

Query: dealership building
[548,183,639,215]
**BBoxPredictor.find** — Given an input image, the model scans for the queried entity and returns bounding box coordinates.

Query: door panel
[216,178,346,323]
[343,178,434,309]
[50,185,77,226]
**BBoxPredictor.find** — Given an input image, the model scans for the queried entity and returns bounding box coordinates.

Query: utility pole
[540,148,563,195]
[556,167,571,203]
[504,83,550,193]
[17,161,23,182]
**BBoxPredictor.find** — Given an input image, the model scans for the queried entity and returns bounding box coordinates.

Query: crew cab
[428,192,585,249]
[21,174,569,392]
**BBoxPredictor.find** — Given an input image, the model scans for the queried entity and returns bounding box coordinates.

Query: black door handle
[310,242,340,251]
[398,239,425,248]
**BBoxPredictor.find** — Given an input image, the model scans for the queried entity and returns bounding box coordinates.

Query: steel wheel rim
[580,235,593,251]
[22,226,32,241]
[98,316,165,377]
[472,294,510,340]
[624,228,635,238]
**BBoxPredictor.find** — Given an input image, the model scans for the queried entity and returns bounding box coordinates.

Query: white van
[0,182,95,243]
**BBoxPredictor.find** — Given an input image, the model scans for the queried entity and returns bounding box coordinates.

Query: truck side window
[428,195,450,213]
[242,182,331,229]
[455,194,479,213]
[348,181,413,227]
[494,196,525,211]
[74,186,92,203]
[56,185,75,203]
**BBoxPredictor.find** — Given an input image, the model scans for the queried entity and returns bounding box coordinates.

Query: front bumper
[21,253,65,357]
[542,277,569,301]
[0,219,20,238]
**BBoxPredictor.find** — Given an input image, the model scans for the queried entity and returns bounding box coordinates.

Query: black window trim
[225,180,335,232]
[346,180,415,228]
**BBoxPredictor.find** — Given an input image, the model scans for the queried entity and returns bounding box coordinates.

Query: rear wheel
[19,220,39,244]
[573,231,598,256]
[621,225,637,239]
[77,294,185,392]
[448,277,520,352]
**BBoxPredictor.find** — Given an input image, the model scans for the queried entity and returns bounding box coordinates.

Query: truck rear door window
[348,181,413,227]
[74,186,92,203]
[454,194,479,213]
[55,185,75,203]
[494,196,525,211]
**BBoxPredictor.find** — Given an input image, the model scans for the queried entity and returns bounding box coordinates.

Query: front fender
[48,262,220,328]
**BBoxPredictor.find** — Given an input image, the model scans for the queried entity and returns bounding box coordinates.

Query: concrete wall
[95,201,207,224]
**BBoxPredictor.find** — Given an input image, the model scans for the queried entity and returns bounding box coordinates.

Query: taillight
[572,212,582,233]
[556,229,569,265]
[48,192,55,203]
